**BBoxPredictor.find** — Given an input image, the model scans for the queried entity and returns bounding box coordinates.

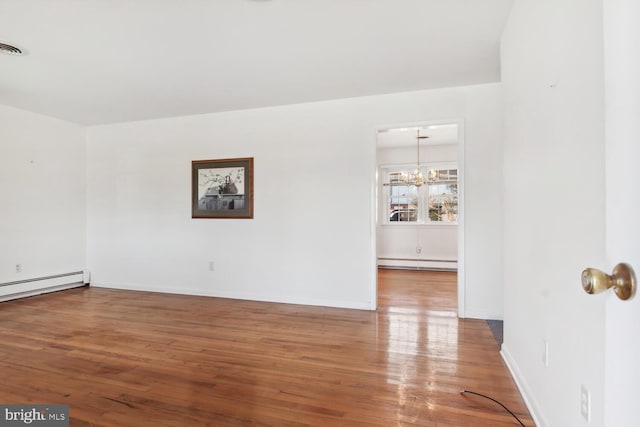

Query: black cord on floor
[460,389,525,426]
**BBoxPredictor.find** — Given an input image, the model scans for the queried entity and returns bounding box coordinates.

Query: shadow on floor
[486,319,503,347]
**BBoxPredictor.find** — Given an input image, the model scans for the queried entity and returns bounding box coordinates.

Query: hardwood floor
[0,270,533,426]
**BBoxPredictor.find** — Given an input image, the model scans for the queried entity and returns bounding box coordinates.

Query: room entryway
[375,121,463,314]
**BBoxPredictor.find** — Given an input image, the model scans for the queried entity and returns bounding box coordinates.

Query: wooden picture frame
[192,157,254,219]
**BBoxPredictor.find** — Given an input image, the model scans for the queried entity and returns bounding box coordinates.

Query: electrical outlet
[543,340,549,367]
[581,385,591,423]
[15,263,22,273]
[416,246,422,254]
[209,261,215,271]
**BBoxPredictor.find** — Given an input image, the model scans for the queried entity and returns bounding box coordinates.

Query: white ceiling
[0,0,513,125]
[377,124,458,149]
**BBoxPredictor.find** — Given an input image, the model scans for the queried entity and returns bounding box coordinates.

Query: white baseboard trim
[501,344,547,427]
[90,281,373,311]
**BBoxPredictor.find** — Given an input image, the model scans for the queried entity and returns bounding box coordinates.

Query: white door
[603,0,640,425]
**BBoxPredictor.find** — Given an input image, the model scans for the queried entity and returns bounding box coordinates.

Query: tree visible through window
[427,168,458,222]
[382,166,458,224]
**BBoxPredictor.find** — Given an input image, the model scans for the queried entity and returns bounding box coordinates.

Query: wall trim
[91,281,373,311]
[501,344,548,427]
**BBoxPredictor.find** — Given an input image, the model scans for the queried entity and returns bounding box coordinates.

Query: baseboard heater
[377,257,458,272]
[0,271,87,303]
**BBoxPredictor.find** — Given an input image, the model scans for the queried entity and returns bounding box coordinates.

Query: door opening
[372,120,465,316]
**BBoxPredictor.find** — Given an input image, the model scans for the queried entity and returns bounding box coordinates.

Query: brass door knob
[581,263,636,301]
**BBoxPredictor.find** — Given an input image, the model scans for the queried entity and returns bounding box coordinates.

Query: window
[387,171,419,222]
[381,165,458,224]
[427,168,458,223]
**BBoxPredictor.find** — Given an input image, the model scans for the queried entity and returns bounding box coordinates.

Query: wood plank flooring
[0,270,533,426]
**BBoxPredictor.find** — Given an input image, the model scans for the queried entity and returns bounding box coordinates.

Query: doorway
[373,121,464,315]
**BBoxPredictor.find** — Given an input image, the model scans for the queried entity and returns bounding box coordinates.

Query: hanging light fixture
[413,129,429,187]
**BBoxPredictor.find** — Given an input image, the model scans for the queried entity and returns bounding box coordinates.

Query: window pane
[427,168,458,223]
[388,184,418,222]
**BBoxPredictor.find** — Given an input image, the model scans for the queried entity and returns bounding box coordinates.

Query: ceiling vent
[0,42,23,55]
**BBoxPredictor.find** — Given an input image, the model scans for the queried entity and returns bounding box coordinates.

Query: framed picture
[192,157,254,219]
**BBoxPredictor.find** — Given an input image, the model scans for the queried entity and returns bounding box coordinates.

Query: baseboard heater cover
[377,257,458,272]
[378,257,457,263]
[379,265,457,272]
[0,271,86,302]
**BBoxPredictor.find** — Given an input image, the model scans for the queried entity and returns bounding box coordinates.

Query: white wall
[378,143,457,165]
[603,0,640,425]
[501,0,606,425]
[0,105,86,294]
[86,83,503,317]
[377,143,458,271]
[462,87,504,320]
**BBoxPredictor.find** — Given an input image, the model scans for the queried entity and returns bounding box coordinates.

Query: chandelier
[412,129,429,186]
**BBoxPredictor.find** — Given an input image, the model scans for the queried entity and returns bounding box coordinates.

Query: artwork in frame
[192,157,254,219]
